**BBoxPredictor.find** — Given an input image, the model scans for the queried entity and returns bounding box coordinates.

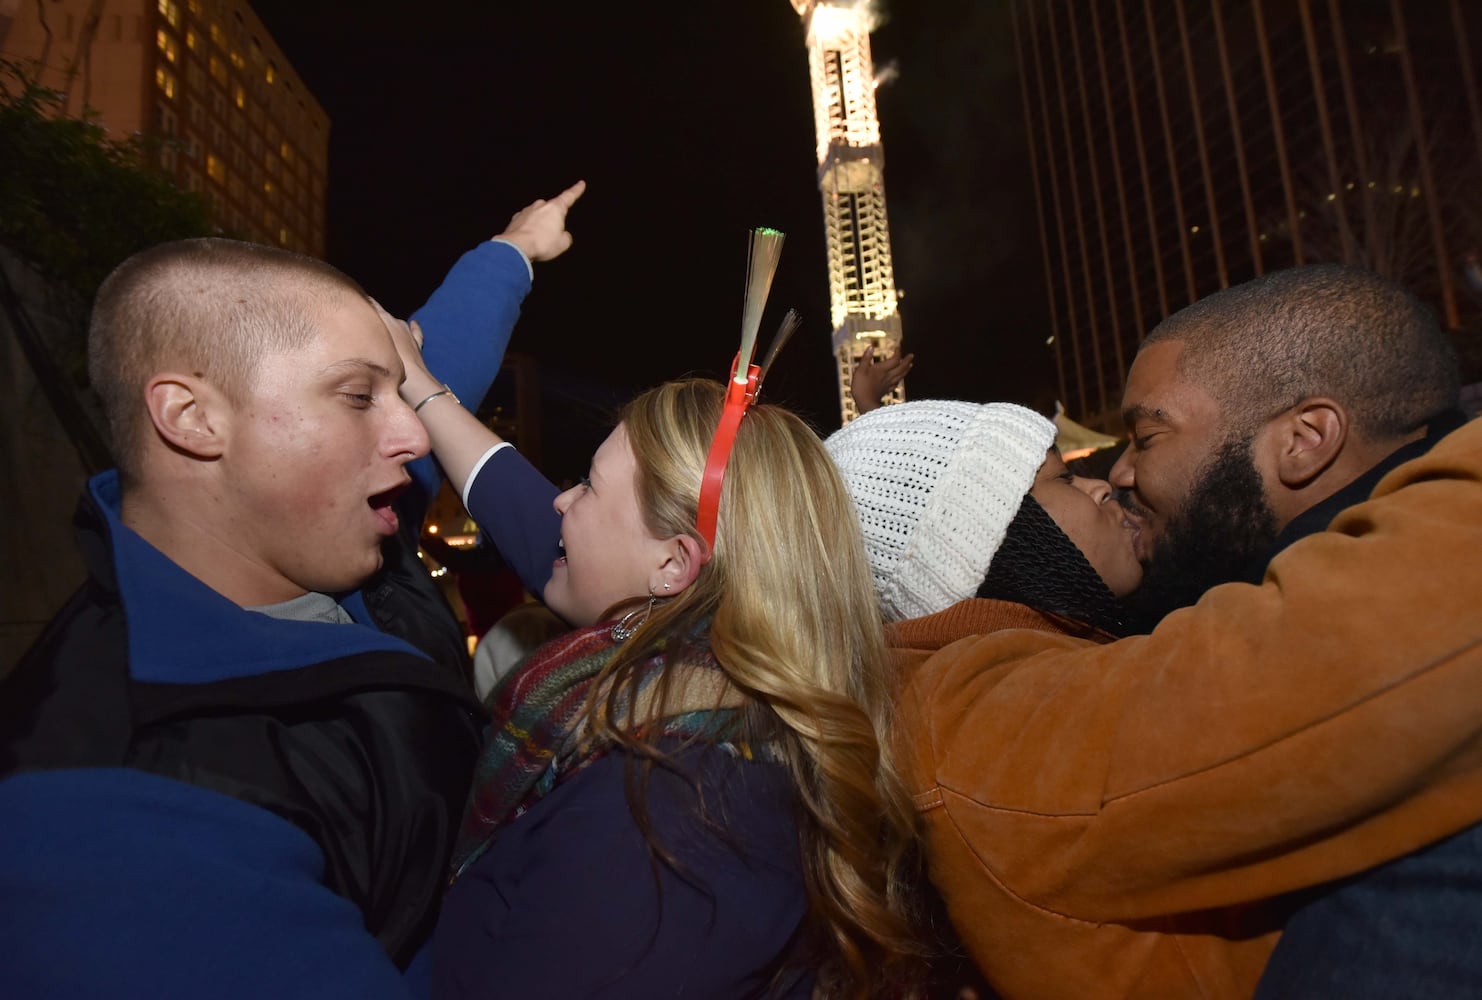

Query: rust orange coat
[890,417,1482,999]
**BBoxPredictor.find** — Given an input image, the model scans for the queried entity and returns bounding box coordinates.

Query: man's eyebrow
[319,358,394,378]
[1121,403,1163,426]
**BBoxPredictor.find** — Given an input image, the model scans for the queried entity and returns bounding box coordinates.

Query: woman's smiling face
[543,423,670,626]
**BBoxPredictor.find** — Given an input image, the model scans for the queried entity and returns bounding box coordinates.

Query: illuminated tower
[789,0,905,423]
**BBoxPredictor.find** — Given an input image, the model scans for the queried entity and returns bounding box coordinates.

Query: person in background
[469,600,567,703]
[850,342,914,415]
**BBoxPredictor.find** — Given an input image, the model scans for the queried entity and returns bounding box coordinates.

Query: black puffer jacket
[1,478,483,967]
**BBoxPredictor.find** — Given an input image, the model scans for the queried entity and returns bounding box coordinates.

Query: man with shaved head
[1108,265,1477,996]
[1114,262,1464,626]
[83,240,441,606]
[0,184,582,997]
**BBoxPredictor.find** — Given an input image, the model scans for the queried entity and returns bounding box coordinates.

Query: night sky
[248,0,1054,478]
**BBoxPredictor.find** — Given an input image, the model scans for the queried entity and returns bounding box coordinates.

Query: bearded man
[1112,263,1464,628]
[1110,263,1475,996]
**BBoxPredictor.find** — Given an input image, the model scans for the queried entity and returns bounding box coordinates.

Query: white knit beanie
[825,401,1057,622]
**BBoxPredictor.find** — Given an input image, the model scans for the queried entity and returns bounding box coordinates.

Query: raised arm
[388,311,504,494]
[392,183,583,595]
[405,181,585,507]
[383,308,562,601]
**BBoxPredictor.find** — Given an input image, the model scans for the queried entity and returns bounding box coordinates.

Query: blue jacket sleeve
[464,446,561,598]
[404,240,533,522]
[0,769,420,1000]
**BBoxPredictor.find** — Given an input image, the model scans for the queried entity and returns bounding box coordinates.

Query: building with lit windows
[1010,1,1482,429]
[1,0,328,257]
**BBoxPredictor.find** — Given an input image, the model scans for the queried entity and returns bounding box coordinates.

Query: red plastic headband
[695,354,761,555]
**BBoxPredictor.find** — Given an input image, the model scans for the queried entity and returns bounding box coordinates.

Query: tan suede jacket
[891,417,1482,999]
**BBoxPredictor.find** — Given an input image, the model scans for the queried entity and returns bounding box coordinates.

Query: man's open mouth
[368,483,408,534]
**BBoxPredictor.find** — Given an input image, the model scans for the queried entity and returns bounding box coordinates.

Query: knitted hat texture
[825,401,1057,621]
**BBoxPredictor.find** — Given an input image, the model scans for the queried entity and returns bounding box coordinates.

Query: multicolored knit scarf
[449,615,745,880]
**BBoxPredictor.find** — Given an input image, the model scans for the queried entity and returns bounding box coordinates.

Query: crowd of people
[1,178,1480,999]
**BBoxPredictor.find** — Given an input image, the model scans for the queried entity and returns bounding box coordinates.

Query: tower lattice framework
[789,0,904,423]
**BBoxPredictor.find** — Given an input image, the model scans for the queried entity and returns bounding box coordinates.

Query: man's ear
[1271,397,1347,489]
[652,533,706,597]
[143,373,228,459]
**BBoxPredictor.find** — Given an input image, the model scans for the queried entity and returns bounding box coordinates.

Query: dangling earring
[610,594,657,642]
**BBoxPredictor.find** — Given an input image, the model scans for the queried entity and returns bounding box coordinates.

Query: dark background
[248,0,1055,479]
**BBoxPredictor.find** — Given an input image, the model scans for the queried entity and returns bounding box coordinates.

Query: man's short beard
[1124,434,1280,631]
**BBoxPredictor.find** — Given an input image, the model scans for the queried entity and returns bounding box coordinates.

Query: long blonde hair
[587,379,926,995]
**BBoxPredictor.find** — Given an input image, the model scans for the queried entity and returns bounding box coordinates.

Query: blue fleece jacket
[0,239,535,1000]
[0,477,429,999]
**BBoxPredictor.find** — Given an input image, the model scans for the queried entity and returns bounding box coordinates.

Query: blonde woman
[385,310,924,997]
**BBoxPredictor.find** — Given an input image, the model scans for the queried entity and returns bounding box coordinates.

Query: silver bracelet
[412,386,458,413]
